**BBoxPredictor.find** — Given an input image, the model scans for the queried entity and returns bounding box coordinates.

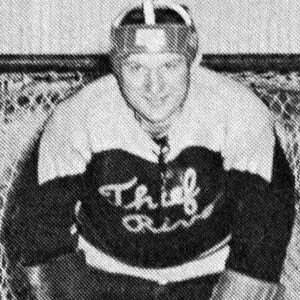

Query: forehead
[124,52,185,66]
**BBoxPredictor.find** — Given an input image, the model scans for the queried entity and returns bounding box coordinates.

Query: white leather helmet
[110,0,199,65]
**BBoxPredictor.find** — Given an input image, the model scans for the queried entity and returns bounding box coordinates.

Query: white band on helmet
[144,0,156,25]
[112,0,192,28]
[112,24,195,55]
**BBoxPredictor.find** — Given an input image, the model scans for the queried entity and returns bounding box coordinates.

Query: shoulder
[187,67,275,172]
[190,66,272,132]
[42,75,120,145]
[52,74,119,122]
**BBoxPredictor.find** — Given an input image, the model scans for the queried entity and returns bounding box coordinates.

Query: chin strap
[210,270,285,300]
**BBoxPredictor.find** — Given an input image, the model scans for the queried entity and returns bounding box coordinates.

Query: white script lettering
[123,203,216,234]
[161,168,200,216]
[98,168,200,215]
[98,177,138,207]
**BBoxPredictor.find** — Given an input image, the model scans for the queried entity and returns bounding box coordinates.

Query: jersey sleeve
[38,101,91,184]
[0,99,93,299]
[35,100,92,264]
[213,86,295,299]
[0,98,92,267]
[222,88,275,181]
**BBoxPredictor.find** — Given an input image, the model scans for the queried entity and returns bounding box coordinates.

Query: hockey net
[0,67,299,299]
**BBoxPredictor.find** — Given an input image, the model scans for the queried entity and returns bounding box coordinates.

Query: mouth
[145,95,169,107]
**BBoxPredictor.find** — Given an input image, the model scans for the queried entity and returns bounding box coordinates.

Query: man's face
[119,52,190,124]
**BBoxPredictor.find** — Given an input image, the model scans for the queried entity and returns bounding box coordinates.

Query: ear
[188,31,199,50]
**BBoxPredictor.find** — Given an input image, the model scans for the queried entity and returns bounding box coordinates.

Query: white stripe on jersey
[78,234,231,284]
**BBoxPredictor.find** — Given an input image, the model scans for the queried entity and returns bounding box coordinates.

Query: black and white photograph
[0,0,299,299]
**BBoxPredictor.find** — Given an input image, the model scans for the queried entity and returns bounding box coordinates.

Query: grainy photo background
[0,0,300,299]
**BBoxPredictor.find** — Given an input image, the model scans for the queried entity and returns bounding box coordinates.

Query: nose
[145,69,164,95]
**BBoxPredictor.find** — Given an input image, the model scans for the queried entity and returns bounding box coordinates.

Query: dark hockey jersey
[1,67,295,284]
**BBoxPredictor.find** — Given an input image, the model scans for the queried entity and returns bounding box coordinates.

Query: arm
[212,94,295,299]
[0,104,92,300]
[211,165,294,300]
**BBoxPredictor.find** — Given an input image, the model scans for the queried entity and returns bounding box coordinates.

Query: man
[0,1,295,299]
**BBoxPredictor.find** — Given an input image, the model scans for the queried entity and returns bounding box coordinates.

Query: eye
[128,63,143,73]
[164,61,178,70]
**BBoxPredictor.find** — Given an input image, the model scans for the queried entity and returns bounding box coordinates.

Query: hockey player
[0,0,295,299]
